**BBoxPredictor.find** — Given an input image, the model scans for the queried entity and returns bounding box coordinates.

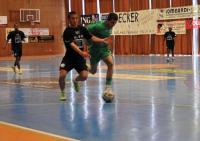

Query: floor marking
[0,73,184,90]
[0,67,33,72]
[89,73,185,81]
[100,64,179,70]
[0,121,79,141]
[145,69,196,74]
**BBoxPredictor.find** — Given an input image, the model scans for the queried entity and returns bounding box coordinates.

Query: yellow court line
[0,121,79,141]
[89,73,185,81]
[146,69,195,74]
[0,67,33,72]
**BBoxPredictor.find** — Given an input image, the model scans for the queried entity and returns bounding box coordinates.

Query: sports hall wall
[69,0,200,55]
[0,0,199,56]
[0,0,67,57]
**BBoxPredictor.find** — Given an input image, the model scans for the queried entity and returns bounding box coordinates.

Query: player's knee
[59,70,67,78]
[81,75,88,81]
[90,69,97,74]
[82,76,88,81]
[107,62,113,69]
[59,74,65,80]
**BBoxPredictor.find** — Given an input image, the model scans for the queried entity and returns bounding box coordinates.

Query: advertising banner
[80,14,99,26]
[0,16,7,25]
[112,10,158,35]
[159,5,194,20]
[156,21,186,35]
[6,28,49,43]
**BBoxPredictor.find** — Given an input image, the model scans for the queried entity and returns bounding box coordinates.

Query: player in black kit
[59,11,111,101]
[4,23,26,74]
[164,27,176,62]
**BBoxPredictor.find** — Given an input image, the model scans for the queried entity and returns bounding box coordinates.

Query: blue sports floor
[0,55,200,141]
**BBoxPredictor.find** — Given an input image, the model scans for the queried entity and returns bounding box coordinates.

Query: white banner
[0,16,7,25]
[112,10,159,35]
[156,21,186,35]
[159,5,195,20]
[100,13,109,21]
[6,28,49,43]
[6,28,49,36]
[80,14,99,26]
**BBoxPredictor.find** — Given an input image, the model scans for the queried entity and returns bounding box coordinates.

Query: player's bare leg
[59,69,67,101]
[166,48,170,62]
[89,63,98,75]
[171,49,175,61]
[103,55,113,93]
[73,70,88,92]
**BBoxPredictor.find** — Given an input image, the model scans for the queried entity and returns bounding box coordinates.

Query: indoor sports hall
[0,0,200,141]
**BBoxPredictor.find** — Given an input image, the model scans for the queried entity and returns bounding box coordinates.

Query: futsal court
[0,55,199,141]
[1,0,200,140]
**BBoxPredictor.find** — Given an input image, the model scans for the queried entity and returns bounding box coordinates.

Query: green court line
[143,69,196,74]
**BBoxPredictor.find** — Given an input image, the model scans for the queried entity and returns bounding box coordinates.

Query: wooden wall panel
[99,0,113,13]
[99,0,114,51]
[171,0,192,54]
[0,0,66,57]
[172,0,192,6]
[85,0,97,14]
[130,0,149,11]
[114,0,132,55]
[152,0,170,9]
[1,0,196,57]
[151,0,170,55]
[130,0,149,55]
[70,0,82,15]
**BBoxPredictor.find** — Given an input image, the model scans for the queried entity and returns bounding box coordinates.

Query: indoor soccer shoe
[18,69,23,74]
[166,57,170,63]
[103,85,113,94]
[11,66,16,73]
[59,91,66,101]
[73,80,80,92]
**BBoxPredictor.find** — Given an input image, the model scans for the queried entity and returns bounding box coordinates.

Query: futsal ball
[102,92,114,103]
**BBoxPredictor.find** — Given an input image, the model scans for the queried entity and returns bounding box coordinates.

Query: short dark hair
[107,13,118,21]
[68,11,77,19]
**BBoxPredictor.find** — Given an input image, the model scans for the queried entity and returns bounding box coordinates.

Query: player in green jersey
[87,13,118,95]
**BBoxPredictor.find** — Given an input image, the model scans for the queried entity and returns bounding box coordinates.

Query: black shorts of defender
[13,48,22,57]
[59,58,88,73]
[12,44,22,57]
[166,43,174,51]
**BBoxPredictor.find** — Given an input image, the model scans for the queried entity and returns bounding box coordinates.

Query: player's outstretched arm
[70,42,90,58]
[91,36,112,44]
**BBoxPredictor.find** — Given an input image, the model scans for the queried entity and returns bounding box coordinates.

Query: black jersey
[7,30,25,49]
[63,25,92,61]
[164,31,176,46]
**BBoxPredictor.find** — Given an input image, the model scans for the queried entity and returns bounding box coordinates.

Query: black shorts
[12,45,22,57]
[167,45,174,50]
[59,57,88,73]
[13,49,22,57]
[166,43,174,50]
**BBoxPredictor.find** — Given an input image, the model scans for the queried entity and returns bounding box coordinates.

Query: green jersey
[87,21,112,48]
[87,21,113,65]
